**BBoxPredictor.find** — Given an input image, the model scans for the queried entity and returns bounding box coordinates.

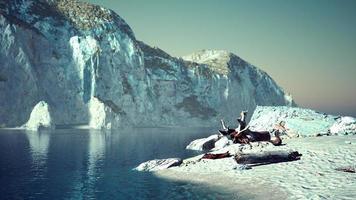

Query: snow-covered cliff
[0,0,294,128]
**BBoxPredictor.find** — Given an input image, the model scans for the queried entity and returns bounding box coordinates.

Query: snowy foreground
[154,136,356,200]
[135,106,356,199]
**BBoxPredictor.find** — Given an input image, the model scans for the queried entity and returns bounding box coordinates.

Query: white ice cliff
[89,96,121,129]
[22,101,54,131]
[0,0,295,128]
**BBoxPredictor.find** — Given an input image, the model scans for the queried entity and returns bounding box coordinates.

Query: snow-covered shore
[133,106,356,199]
[154,136,356,200]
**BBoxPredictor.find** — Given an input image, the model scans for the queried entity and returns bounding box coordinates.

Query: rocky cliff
[0,0,294,128]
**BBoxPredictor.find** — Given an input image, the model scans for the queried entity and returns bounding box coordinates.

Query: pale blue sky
[86,0,356,116]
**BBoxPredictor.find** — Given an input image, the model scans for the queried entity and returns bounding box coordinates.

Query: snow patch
[330,117,356,135]
[284,93,294,106]
[249,106,356,137]
[223,80,229,99]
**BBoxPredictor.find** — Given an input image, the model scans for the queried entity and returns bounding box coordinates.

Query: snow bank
[330,116,356,135]
[249,106,356,137]
[156,136,356,200]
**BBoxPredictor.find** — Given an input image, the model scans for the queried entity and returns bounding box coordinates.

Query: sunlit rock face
[22,101,54,131]
[0,0,146,127]
[0,0,294,128]
[88,97,121,129]
[146,48,296,126]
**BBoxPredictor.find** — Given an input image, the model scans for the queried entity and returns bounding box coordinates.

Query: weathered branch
[235,151,302,166]
[240,110,248,123]
[234,125,250,138]
[220,119,227,130]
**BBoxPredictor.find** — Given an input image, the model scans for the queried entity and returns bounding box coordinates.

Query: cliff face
[0,0,294,128]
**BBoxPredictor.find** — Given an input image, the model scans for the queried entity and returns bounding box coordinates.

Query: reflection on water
[0,128,249,199]
[26,131,50,166]
[26,131,50,184]
[86,130,106,199]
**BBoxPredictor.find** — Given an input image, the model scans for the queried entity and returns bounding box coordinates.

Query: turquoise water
[0,128,247,199]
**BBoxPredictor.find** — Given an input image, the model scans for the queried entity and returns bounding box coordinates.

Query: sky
[86,0,356,117]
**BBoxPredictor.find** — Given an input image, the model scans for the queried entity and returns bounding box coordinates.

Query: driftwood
[235,151,302,166]
[219,111,283,146]
[335,166,356,173]
[201,151,232,160]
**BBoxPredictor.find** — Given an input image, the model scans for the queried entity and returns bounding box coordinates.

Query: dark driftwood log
[201,151,232,160]
[335,166,356,173]
[235,151,302,166]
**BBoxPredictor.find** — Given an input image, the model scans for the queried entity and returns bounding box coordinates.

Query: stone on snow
[186,134,220,151]
[133,158,183,172]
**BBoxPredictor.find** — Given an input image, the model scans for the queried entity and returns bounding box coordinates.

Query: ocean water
[0,128,248,200]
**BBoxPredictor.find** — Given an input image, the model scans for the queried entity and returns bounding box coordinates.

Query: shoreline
[155,170,289,200]
[154,135,356,199]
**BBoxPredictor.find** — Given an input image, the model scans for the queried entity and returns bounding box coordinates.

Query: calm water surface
[0,128,248,200]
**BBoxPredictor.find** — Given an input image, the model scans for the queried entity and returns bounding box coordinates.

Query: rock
[213,136,231,151]
[315,132,330,137]
[186,134,220,151]
[133,158,182,172]
[329,117,356,135]
[249,106,355,137]
[0,0,294,128]
[22,101,54,131]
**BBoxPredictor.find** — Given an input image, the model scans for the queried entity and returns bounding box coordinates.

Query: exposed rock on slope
[139,44,295,126]
[0,0,294,128]
[22,101,54,131]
